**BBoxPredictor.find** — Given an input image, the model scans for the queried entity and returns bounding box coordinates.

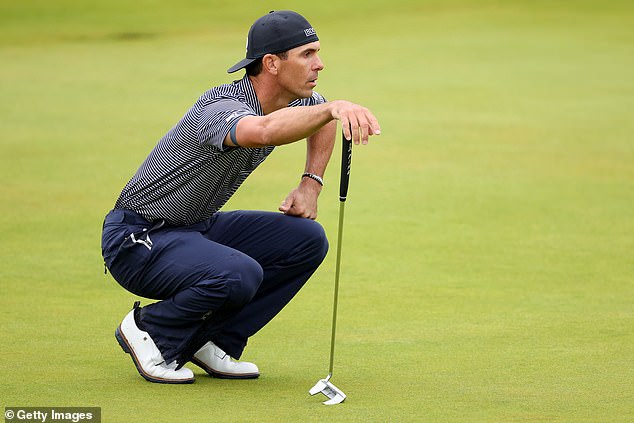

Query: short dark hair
[245,52,288,76]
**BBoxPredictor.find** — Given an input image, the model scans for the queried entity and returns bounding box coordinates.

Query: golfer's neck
[249,75,295,115]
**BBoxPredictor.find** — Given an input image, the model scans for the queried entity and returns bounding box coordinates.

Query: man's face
[276,41,324,100]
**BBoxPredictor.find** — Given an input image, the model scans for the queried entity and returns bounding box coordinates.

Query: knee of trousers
[297,220,329,267]
[223,254,264,309]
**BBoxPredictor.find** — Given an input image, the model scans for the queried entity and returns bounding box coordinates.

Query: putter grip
[339,130,352,202]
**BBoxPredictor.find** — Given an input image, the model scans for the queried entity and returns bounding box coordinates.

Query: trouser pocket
[102,212,165,294]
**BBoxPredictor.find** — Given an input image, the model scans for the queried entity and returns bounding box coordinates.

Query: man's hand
[329,100,381,145]
[279,178,322,219]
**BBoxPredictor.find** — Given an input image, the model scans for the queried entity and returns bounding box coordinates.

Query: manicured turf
[1,1,632,421]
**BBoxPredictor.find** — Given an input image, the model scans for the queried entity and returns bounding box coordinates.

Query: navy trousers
[101,209,328,366]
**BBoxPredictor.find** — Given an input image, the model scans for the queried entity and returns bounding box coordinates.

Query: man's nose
[314,54,325,71]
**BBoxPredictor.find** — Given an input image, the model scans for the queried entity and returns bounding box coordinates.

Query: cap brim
[227,58,256,74]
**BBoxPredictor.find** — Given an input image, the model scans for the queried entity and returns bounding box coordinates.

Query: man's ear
[262,54,279,75]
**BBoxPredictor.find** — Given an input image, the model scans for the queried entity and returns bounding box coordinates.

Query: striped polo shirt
[114,75,326,226]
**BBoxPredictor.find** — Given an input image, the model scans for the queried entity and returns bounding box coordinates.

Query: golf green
[1,1,632,422]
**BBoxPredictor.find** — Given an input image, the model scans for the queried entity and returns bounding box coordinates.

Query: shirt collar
[237,75,263,116]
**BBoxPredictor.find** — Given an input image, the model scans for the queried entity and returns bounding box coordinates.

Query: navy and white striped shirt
[114,75,326,225]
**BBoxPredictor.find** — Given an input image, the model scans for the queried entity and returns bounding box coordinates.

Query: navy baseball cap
[227,10,319,73]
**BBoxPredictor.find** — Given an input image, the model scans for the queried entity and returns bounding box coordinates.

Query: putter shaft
[329,200,346,377]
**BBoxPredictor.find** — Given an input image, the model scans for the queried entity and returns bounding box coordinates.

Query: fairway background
[1,1,632,422]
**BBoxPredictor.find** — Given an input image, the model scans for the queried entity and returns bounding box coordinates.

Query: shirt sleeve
[197,98,256,150]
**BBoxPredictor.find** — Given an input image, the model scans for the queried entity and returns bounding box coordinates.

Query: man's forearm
[264,103,337,146]
[229,99,380,148]
[304,120,336,178]
[232,102,335,148]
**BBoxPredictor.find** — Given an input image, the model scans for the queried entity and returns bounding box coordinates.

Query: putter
[309,128,352,405]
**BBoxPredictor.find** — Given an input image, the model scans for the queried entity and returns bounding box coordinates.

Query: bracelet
[302,172,324,186]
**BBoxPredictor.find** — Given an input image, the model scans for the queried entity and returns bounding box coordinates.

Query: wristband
[302,172,324,186]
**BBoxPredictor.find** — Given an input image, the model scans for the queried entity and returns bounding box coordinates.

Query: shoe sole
[190,357,260,380]
[115,326,195,384]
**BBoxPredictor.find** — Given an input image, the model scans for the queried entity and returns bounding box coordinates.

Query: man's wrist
[301,172,324,186]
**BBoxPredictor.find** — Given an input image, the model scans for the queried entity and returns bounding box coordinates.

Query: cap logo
[304,28,316,37]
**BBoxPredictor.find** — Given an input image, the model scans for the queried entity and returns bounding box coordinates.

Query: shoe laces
[156,360,179,370]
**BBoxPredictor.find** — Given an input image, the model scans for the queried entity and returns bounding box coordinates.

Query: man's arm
[227,99,379,219]
[278,120,337,219]
[224,100,380,148]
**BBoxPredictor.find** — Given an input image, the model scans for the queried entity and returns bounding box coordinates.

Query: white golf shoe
[191,341,260,379]
[115,303,194,384]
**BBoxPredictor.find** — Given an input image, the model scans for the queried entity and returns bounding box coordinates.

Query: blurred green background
[1,1,632,422]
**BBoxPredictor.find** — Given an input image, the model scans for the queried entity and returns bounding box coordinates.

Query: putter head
[309,378,347,405]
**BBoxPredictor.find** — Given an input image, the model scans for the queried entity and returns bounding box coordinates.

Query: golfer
[101,10,380,384]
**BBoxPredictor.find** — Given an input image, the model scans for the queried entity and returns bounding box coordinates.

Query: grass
[1,0,633,421]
